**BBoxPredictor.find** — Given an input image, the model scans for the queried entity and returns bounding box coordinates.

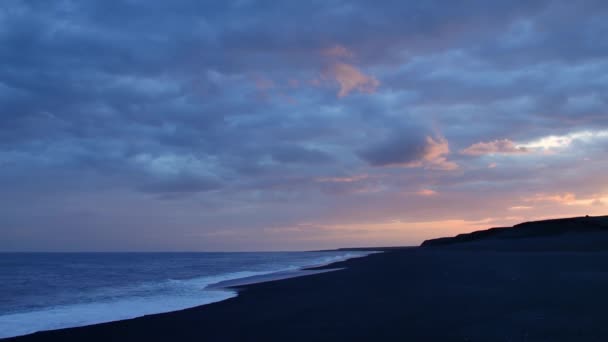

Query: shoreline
[206,268,343,290]
[1,249,380,340]
[210,249,384,290]
[206,249,380,290]
[9,245,608,341]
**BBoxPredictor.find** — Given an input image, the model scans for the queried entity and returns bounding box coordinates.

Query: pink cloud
[421,136,459,171]
[509,206,533,210]
[417,189,438,196]
[324,62,379,98]
[523,193,577,204]
[515,193,608,209]
[461,139,529,156]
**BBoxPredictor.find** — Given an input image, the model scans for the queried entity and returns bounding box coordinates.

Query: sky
[1,0,608,251]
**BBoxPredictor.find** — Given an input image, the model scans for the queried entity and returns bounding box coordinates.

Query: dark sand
[8,245,608,341]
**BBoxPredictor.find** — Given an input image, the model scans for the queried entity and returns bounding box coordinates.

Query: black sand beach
[8,216,608,341]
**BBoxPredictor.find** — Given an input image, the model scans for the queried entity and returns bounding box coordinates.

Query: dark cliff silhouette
[422,215,608,250]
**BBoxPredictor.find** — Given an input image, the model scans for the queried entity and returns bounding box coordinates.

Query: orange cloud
[461,139,529,156]
[324,62,379,97]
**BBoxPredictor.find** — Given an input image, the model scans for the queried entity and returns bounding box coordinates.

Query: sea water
[0,251,370,338]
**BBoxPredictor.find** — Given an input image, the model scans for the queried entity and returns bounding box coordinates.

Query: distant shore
[8,216,608,341]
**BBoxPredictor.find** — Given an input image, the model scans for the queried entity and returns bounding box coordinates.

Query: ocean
[0,251,370,339]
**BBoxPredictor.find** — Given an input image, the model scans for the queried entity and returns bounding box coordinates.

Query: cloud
[422,136,459,170]
[358,134,427,167]
[523,193,577,204]
[137,175,221,196]
[461,139,529,156]
[324,62,380,97]
[519,130,608,150]
[316,174,369,183]
[253,75,275,90]
[359,135,458,170]
[270,145,333,164]
[522,192,608,207]
[321,45,354,58]
[417,189,438,196]
[508,205,533,210]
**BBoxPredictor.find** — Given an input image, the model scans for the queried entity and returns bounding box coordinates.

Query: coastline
[7,245,608,341]
[1,249,379,340]
[206,268,344,290]
[206,249,382,290]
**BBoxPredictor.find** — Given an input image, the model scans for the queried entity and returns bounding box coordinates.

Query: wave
[0,251,375,339]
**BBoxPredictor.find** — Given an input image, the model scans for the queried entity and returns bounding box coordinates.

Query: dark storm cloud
[2,0,608,250]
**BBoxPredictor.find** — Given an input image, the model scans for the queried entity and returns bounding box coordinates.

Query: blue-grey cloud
[359,133,428,167]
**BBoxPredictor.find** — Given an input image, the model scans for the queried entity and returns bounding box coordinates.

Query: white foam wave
[0,251,375,339]
[0,289,234,339]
